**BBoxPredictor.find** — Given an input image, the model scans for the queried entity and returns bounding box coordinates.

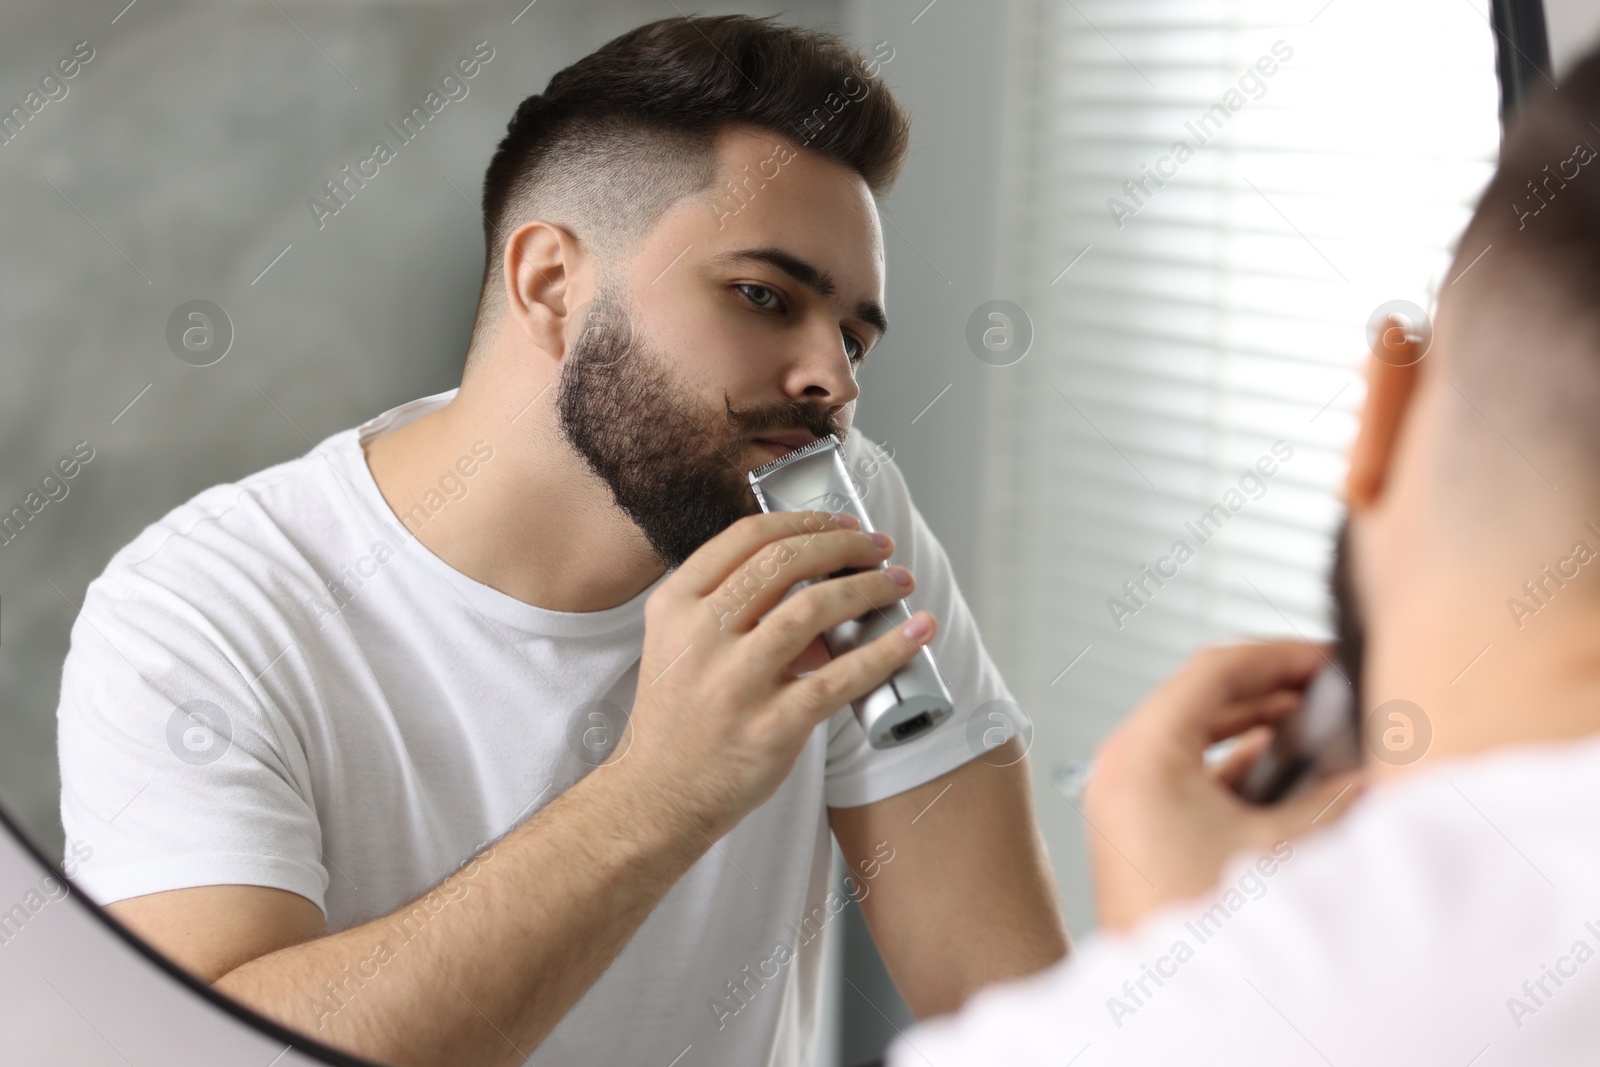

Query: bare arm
[829,739,1070,1019]
[106,884,327,984]
[107,764,708,1065]
[200,760,708,1066]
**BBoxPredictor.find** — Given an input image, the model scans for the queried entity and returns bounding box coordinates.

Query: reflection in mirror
[0,0,1558,1065]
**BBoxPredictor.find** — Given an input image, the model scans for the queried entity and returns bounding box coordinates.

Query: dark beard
[555,288,844,570]
[1330,515,1366,721]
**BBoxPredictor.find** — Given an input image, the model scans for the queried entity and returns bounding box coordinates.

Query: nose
[786,327,862,410]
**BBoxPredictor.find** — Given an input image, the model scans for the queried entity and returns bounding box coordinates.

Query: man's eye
[844,334,866,363]
[736,283,781,310]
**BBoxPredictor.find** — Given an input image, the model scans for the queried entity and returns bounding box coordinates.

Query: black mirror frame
[1491,0,1553,126]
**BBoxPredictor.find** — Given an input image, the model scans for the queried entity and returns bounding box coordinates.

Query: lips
[753,431,822,460]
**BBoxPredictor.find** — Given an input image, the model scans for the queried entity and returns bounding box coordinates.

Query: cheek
[650,295,770,386]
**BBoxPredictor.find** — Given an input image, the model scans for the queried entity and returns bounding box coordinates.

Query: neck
[363,362,668,613]
[1363,526,1600,780]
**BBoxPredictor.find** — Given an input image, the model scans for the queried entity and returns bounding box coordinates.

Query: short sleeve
[824,432,1027,808]
[56,549,330,918]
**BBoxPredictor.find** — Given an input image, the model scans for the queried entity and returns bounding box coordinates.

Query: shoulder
[841,428,904,504]
[1192,740,1600,993]
[902,739,1600,1064]
[80,430,368,639]
[840,427,919,543]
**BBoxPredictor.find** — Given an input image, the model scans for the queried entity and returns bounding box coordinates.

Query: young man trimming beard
[57,16,1071,1067]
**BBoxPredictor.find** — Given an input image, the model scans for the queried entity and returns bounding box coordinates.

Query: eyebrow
[709,246,889,339]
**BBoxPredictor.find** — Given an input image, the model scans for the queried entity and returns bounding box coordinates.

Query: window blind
[975,0,1502,919]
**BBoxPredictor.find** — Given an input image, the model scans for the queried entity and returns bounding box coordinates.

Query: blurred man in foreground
[893,43,1600,1067]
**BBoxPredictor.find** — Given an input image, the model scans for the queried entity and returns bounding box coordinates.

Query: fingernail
[831,512,860,528]
[886,565,913,586]
[869,531,891,548]
[901,612,931,642]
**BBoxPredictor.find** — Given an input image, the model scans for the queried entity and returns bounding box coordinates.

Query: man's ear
[1345,314,1425,510]
[502,219,581,360]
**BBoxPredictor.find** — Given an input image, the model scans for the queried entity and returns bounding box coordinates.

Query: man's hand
[1083,641,1365,932]
[612,509,936,841]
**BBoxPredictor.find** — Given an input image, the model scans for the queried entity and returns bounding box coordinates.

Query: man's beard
[1329,514,1366,719]
[555,287,845,571]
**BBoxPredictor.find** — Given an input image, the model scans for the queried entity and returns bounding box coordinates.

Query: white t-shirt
[56,389,1021,1067]
[890,732,1600,1067]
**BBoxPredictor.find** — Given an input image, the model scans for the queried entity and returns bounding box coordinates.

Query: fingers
[1260,770,1366,840]
[713,534,902,643]
[1202,687,1302,748]
[1208,725,1274,790]
[783,610,937,730]
[745,564,918,670]
[670,510,850,599]
[705,526,899,638]
[1138,641,1327,753]
[732,531,902,639]
[786,633,833,677]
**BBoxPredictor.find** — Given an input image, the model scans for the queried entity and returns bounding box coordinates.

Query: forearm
[214,763,708,1067]
[876,825,1069,1018]
[836,747,1071,1020]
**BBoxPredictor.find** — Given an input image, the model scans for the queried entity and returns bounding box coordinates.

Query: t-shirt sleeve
[823,433,1027,808]
[56,551,330,918]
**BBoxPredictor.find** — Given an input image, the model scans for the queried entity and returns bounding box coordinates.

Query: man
[890,42,1600,1067]
[54,16,1068,1067]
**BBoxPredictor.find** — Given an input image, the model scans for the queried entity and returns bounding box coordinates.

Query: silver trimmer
[1236,663,1360,804]
[748,435,954,748]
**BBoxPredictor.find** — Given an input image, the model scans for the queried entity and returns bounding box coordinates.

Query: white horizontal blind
[975,0,1501,893]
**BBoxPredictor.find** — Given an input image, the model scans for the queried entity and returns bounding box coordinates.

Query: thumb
[1267,771,1366,838]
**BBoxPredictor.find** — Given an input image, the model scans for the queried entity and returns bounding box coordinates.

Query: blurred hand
[1083,641,1365,931]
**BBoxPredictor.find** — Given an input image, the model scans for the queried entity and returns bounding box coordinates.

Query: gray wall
[1546,0,1600,75]
[833,1,1010,1059]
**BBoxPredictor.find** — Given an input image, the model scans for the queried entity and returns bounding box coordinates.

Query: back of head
[469,15,909,352]
[1440,47,1600,497]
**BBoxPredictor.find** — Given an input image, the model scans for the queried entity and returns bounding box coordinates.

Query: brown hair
[469,15,909,349]
[1444,47,1600,462]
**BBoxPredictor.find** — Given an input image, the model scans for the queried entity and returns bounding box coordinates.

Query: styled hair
[1444,47,1600,464]
[468,15,909,352]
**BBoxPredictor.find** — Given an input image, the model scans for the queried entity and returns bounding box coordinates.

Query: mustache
[729,399,843,441]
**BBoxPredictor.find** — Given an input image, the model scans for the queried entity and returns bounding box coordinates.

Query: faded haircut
[1441,46,1600,473]
[467,15,910,357]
